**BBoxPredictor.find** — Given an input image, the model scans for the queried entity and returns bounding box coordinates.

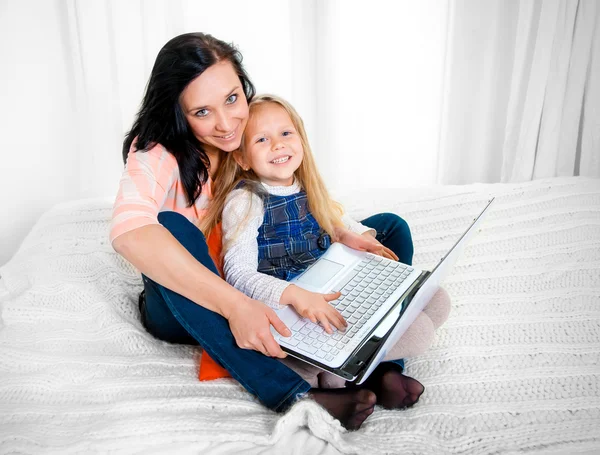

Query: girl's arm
[222,189,290,308]
[222,190,346,333]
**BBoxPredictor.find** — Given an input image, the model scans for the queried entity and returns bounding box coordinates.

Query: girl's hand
[336,228,399,261]
[281,285,347,334]
[227,297,291,358]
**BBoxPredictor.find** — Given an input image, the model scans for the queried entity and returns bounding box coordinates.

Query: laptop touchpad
[296,258,344,288]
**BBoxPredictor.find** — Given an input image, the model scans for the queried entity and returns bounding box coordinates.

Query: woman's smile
[181,61,250,153]
[214,124,240,142]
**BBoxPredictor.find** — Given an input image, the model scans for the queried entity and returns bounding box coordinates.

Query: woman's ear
[233,150,249,171]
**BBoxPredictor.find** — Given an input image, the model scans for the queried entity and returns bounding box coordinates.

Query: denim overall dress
[257,191,331,281]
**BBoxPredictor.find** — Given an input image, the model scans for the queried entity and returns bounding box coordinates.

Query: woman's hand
[336,228,399,261]
[281,285,347,334]
[226,298,291,358]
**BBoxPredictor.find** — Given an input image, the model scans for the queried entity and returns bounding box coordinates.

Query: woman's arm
[113,224,291,358]
[111,146,289,357]
[114,224,243,316]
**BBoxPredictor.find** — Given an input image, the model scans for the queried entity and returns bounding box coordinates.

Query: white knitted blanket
[1,177,599,455]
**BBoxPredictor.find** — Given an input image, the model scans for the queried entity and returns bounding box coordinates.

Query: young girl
[201,95,450,421]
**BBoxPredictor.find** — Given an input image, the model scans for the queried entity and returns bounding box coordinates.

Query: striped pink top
[110,142,212,243]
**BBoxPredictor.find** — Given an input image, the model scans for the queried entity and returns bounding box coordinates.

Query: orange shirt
[110,142,213,243]
[110,142,228,380]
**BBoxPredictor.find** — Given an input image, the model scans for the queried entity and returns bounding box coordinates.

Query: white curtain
[51,0,600,193]
[438,0,600,184]
[2,0,599,265]
[60,0,314,199]
[0,0,320,265]
[312,0,448,191]
[54,0,450,195]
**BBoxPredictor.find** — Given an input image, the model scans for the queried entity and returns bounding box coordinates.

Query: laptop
[271,198,495,384]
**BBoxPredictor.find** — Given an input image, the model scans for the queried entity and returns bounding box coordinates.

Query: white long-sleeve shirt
[221,180,374,309]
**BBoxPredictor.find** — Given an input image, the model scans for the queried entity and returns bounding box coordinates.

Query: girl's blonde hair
[200,94,344,242]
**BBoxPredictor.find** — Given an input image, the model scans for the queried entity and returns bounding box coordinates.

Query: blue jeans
[360,213,414,266]
[140,211,413,411]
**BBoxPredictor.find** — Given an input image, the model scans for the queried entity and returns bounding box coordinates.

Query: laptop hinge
[343,270,431,383]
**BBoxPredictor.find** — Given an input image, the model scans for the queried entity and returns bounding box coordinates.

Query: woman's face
[181,60,249,155]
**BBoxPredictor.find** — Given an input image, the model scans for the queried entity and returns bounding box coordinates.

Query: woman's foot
[309,388,377,430]
[357,363,425,409]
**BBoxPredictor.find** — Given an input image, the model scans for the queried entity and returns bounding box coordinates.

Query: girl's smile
[236,103,304,187]
[270,155,291,164]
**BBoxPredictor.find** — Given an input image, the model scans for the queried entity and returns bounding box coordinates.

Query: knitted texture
[1,177,599,454]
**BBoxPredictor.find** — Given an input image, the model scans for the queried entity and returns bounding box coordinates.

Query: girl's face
[180,60,249,156]
[237,103,304,187]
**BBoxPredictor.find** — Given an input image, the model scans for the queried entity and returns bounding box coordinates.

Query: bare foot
[357,363,425,409]
[309,388,377,430]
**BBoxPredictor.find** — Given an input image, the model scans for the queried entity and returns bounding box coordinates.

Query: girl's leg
[422,287,452,329]
[383,312,435,360]
[381,282,453,361]
[140,211,310,412]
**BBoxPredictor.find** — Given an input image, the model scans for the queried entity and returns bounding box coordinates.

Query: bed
[1,176,599,454]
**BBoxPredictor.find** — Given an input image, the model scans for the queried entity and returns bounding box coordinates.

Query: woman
[111,32,426,431]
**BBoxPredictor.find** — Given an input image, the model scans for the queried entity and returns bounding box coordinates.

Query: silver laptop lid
[354,197,495,384]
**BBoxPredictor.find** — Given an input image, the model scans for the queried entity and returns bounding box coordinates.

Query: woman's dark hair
[123,32,255,206]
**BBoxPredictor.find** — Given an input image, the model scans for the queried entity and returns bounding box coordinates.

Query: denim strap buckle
[317,233,331,250]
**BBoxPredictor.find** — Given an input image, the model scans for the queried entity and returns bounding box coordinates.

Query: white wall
[315,0,447,189]
[0,0,447,266]
[1,0,78,266]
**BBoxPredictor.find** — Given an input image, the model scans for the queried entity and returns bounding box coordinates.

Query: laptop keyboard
[284,254,414,365]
